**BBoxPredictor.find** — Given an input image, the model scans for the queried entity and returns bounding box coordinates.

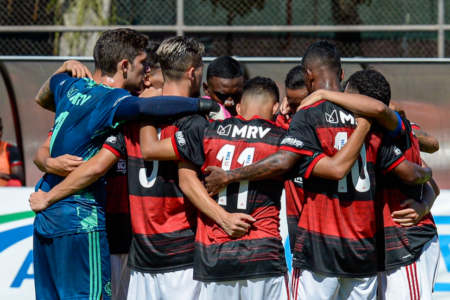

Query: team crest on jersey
[325,110,338,124]
[106,136,116,144]
[217,124,232,136]
[67,86,78,98]
[176,131,186,146]
[281,137,304,148]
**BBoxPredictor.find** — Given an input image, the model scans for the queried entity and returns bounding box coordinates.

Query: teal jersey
[35,73,131,237]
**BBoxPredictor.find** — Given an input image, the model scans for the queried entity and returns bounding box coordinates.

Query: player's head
[301,41,344,93]
[94,28,149,93]
[157,36,204,97]
[284,65,308,113]
[237,76,279,121]
[143,42,164,90]
[345,69,391,106]
[203,56,245,116]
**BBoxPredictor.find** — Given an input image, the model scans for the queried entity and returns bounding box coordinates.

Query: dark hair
[146,42,160,68]
[285,65,305,90]
[243,76,279,102]
[346,69,391,106]
[157,36,204,81]
[207,56,244,81]
[93,28,149,77]
[302,40,341,75]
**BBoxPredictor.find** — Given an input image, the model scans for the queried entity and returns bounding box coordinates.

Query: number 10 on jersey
[216,145,255,210]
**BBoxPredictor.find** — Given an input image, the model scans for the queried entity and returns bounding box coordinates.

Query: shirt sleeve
[103,125,127,159]
[171,122,208,167]
[49,73,76,108]
[114,95,200,121]
[7,144,22,166]
[378,135,406,175]
[176,114,208,131]
[279,109,323,156]
[410,121,421,131]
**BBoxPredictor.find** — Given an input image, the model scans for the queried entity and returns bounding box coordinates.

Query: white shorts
[127,267,201,300]
[292,268,376,300]
[377,235,440,300]
[110,254,131,300]
[199,273,291,300]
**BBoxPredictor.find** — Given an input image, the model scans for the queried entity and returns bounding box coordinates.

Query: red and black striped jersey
[276,114,304,252]
[104,115,207,273]
[375,117,437,271]
[172,115,288,282]
[280,100,405,278]
[103,154,132,254]
[102,126,132,255]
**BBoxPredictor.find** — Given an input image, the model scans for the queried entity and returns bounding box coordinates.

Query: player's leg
[52,231,112,300]
[337,276,376,300]
[378,235,440,300]
[128,268,201,300]
[110,254,131,300]
[242,273,291,300]
[33,233,59,300]
[292,268,339,300]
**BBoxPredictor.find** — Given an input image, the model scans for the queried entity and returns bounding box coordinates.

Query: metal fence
[1,0,450,57]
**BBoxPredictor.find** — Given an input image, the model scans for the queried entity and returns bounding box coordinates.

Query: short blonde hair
[157,36,204,81]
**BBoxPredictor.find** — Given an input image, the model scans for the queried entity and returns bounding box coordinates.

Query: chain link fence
[0,0,448,57]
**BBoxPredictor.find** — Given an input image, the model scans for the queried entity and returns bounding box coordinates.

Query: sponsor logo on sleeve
[60,79,67,86]
[217,124,232,136]
[325,110,338,124]
[394,147,402,156]
[175,131,186,146]
[281,137,304,148]
[294,177,303,184]
[106,136,116,144]
[117,159,126,174]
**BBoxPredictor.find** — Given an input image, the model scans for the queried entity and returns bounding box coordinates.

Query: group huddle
[28,28,440,300]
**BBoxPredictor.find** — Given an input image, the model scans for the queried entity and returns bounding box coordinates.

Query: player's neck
[92,69,102,84]
[98,74,125,89]
[313,78,341,92]
[162,80,191,97]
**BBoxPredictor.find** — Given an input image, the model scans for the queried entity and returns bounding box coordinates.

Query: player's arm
[29,148,119,213]
[311,116,372,180]
[413,129,439,154]
[178,162,255,238]
[300,90,399,131]
[113,96,221,122]
[391,179,439,227]
[390,159,432,185]
[33,135,84,177]
[139,121,177,161]
[36,60,93,112]
[205,150,301,196]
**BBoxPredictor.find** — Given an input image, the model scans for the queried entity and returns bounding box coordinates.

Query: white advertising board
[0,187,450,299]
